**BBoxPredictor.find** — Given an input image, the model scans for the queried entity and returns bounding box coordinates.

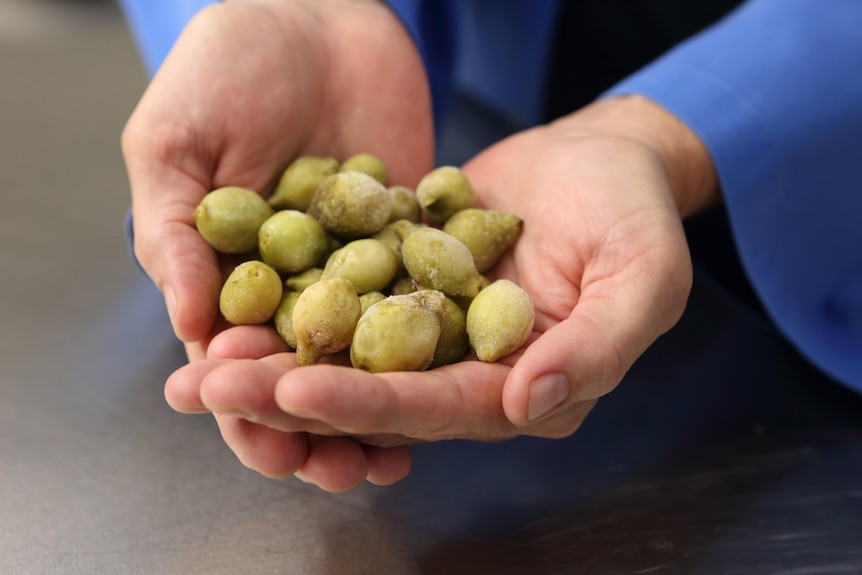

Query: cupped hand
[166,95,719,490]
[122,0,434,359]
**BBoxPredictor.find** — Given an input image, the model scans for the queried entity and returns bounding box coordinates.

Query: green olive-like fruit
[372,219,420,280]
[268,156,340,211]
[430,296,469,368]
[292,277,361,366]
[451,273,491,315]
[387,185,421,222]
[219,260,283,325]
[284,267,323,292]
[339,152,388,185]
[415,166,476,224]
[390,276,419,295]
[258,210,329,274]
[197,152,535,373]
[320,238,401,294]
[350,290,446,373]
[372,219,418,255]
[442,208,522,272]
[466,279,534,362]
[400,227,483,298]
[274,291,301,349]
[195,186,274,254]
[358,291,386,315]
[307,171,392,237]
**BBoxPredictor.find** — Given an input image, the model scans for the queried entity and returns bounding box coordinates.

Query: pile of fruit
[194,153,534,373]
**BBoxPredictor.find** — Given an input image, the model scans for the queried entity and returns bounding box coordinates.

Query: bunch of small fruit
[193,153,534,373]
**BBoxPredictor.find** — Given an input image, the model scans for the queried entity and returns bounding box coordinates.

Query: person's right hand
[122,0,435,361]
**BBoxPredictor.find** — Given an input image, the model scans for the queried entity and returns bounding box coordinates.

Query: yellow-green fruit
[194,186,274,254]
[415,166,476,224]
[390,276,419,295]
[292,277,361,366]
[466,279,534,362]
[268,156,340,211]
[372,219,420,280]
[387,185,421,222]
[274,291,301,349]
[308,171,392,237]
[359,291,386,315]
[350,290,446,373]
[400,227,483,298]
[430,296,469,368]
[284,267,323,292]
[451,274,491,315]
[442,208,523,272]
[339,152,388,185]
[372,219,417,256]
[321,238,400,294]
[219,260,283,325]
[258,210,329,274]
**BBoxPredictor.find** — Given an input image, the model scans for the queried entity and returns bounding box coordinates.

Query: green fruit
[430,296,469,368]
[194,186,274,254]
[292,277,361,366]
[466,279,534,362]
[284,267,323,292]
[390,276,419,295]
[258,210,329,274]
[307,171,392,237]
[372,219,420,280]
[339,152,388,185]
[274,291,302,349]
[358,291,386,315]
[415,166,476,224]
[372,219,419,253]
[400,226,483,298]
[442,208,522,272]
[268,156,340,211]
[387,185,421,222]
[321,238,400,294]
[350,290,446,373]
[219,260,283,325]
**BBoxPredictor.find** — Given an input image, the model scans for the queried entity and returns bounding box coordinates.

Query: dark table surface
[2,3,861,574]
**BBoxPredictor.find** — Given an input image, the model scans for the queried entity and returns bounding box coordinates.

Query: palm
[124,1,433,353]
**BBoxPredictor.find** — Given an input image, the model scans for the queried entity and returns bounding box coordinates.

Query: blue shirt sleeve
[605,0,862,392]
[384,0,560,129]
[383,0,457,130]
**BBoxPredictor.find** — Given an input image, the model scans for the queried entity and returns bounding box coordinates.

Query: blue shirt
[119,0,862,393]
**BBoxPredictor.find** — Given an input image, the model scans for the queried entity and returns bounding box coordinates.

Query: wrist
[556,95,720,219]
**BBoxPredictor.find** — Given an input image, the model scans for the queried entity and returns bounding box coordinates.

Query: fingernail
[528,373,570,422]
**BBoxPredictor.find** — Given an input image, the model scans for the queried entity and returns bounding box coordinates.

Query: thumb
[502,244,692,428]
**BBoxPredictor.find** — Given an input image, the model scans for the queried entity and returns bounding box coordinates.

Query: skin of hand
[121,0,434,361]
[165,93,720,492]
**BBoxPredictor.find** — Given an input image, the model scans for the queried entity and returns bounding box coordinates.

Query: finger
[165,359,218,413]
[362,444,412,486]
[214,414,309,478]
[294,435,369,492]
[122,118,222,343]
[274,361,516,441]
[206,325,290,360]
[503,225,692,427]
[197,357,313,427]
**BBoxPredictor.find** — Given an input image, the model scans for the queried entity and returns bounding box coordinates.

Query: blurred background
[0,0,150,361]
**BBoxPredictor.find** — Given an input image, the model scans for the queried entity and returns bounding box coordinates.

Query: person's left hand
[165,96,717,492]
